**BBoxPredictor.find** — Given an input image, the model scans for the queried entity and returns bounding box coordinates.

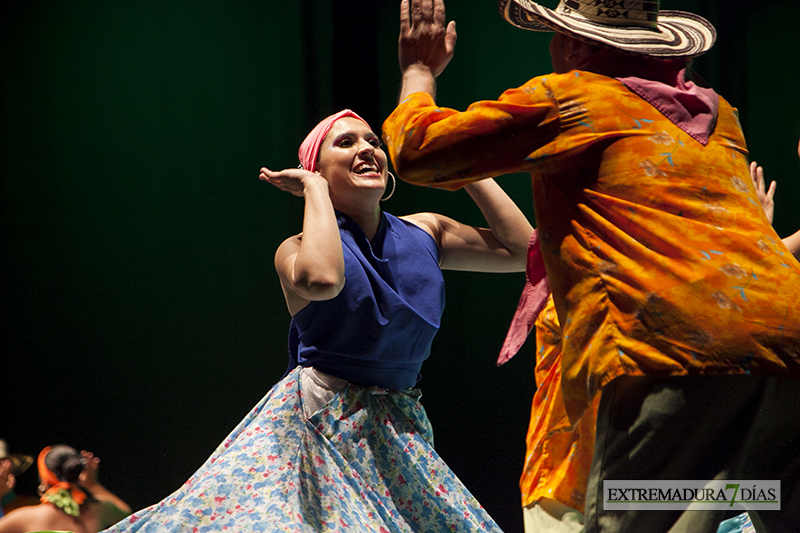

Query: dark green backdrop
[3,2,799,531]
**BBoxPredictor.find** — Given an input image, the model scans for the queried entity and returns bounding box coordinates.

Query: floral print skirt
[103,367,502,532]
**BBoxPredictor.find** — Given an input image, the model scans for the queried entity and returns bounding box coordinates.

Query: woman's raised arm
[260,167,345,315]
[402,178,533,273]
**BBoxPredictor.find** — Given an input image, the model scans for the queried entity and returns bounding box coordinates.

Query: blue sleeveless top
[287,211,445,390]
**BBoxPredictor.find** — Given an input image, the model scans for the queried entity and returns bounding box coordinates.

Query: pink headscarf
[298,109,369,172]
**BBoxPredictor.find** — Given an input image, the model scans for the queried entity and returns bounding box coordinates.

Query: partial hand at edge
[0,460,14,500]
[749,160,776,223]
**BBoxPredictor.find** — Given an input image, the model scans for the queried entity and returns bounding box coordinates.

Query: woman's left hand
[749,161,776,223]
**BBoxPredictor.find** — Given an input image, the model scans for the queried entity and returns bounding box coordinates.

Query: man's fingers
[433,0,446,28]
[421,0,434,24]
[400,0,410,35]
[445,20,457,54]
[409,0,423,26]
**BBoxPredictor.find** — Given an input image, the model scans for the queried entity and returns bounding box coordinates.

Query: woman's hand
[259,167,328,198]
[78,450,100,488]
[749,161,776,223]
[748,159,799,257]
[398,0,457,78]
[75,450,133,519]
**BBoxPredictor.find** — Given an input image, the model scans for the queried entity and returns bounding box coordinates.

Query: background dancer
[0,445,130,533]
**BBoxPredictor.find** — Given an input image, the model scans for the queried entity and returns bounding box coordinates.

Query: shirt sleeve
[382,83,560,191]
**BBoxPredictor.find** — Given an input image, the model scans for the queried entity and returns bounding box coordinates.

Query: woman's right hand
[259,167,328,198]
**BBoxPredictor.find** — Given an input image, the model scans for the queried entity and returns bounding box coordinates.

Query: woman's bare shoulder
[0,503,83,533]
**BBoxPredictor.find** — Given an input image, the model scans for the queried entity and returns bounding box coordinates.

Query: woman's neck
[336,202,382,242]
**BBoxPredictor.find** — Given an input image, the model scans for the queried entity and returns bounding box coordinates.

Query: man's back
[385,69,800,419]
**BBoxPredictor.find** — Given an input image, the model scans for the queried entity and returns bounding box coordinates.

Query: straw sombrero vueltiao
[0,439,34,476]
[499,0,716,59]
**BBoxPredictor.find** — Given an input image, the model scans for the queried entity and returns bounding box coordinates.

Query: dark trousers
[584,374,800,533]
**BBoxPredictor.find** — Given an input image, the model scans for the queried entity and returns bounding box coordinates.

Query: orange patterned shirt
[520,295,598,511]
[384,71,800,420]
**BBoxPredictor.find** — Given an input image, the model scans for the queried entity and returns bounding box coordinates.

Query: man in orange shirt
[508,150,795,532]
[384,1,800,531]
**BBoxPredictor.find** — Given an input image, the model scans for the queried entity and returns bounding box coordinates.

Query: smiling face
[316,117,388,205]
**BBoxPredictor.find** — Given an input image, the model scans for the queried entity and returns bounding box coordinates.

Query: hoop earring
[381,172,396,202]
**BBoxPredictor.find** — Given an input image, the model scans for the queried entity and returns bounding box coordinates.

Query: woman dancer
[101,109,532,532]
[0,445,130,533]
